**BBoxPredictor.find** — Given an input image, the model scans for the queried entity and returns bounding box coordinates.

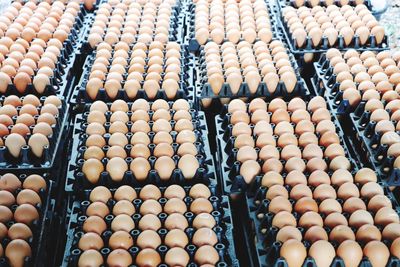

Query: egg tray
[0,97,69,171]
[61,187,239,267]
[185,1,281,53]
[69,45,196,107]
[195,45,310,102]
[273,4,388,55]
[0,173,56,267]
[79,0,186,57]
[0,4,87,98]
[64,107,219,192]
[344,102,400,186]
[214,100,360,196]
[276,0,373,11]
[242,182,400,267]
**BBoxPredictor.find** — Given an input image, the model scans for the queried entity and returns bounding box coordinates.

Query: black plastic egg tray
[311,55,357,116]
[65,104,218,192]
[185,1,281,53]
[61,185,239,267]
[0,97,69,171]
[69,44,196,107]
[273,3,388,55]
[243,179,400,267]
[195,43,309,102]
[276,0,373,10]
[2,4,88,98]
[0,173,55,267]
[79,0,186,57]
[347,101,400,186]
[214,100,360,195]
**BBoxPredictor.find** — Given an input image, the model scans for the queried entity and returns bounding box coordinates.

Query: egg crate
[65,107,219,192]
[69,44,196,107]
[273,4,388,55]
[242,181,400,267]
[0,97,69,171]
[61,185,239,267]
[0,173,56,267]
[344,101,400,187]
[79,0,185,57]
[276,0,373,11]
[185,1,282,54]
[0,3,87,98]
[195,45,310,102]
[214,100,360,196]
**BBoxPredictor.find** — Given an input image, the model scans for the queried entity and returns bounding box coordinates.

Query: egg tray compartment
[273,4,388,55]
[214,101,360,195]
[69,44,196,106]
[0,173,56,267]
[79,0,185,57]
[185,1,282,54]
[276,0,373,11]
[195,44,310,101]
[344,101,400,186]
[0,97,69,171]
[65,108,218,192]
[61,186,239,267]
[242,181,400,267]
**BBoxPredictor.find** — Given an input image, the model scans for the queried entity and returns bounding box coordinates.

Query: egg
[280,240,307,267]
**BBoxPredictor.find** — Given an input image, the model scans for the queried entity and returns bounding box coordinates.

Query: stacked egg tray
[65,102,218,193]
[312,55,353,115]
[215,99,359,195]
[311,51,400,185]
[1,3,88,98]
[276,0,373,10]
[61,185,239,267]
[185,0,279,53]
[348,102,400,186]
[0,173,56,267]
[274,4,388,55]
[0,96,69,171]
[312,52,399,116]
[69,44,196,107]
[79,0,186,57]
[242,176,400,267]
[195,42,310,101]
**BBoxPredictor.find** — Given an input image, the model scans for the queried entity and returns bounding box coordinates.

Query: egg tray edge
[61,192,239,267]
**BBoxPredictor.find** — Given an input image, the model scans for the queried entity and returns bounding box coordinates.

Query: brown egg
[337,240,363,267]
[109,231,133,250]
[194,245,219,265]
[165,247,190,267]
[111,214,135,232]
[139,185,161,200]
[78,249,104,267]
[135,249,161,267]
[7,223,33,241]
[5,239,31,267]
[363,241,390,267]
[163,185,185,200]
[107,249,132,267]
[280,239,307,267]
[356,224,382,243]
